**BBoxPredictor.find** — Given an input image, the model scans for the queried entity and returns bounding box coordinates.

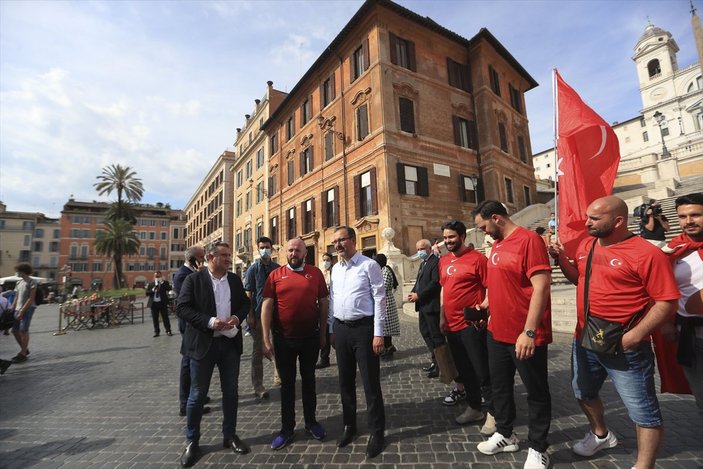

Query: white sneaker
[477,432,519,455]
[455,407,484,425]
[480,412,497,436]
[572,430,618,456]
[524,448,550,469]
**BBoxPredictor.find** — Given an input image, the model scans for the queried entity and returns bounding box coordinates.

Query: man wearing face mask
[244,236,280,399]
[316,252,334,369]
[408,239,443,378]
[261,238,329,449]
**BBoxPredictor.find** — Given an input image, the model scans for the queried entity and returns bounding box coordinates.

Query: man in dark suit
[146,271,173,337]
[172,246,210,418]
[408,239,444,378]
[177,242,251,467]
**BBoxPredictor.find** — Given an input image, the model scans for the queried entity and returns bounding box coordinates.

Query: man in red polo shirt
[438,219,495,435]
[473,200,552,469]
[261,238,329,450]
[551,195,679,469]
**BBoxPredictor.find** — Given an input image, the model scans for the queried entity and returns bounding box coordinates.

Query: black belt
[335,316,373,328]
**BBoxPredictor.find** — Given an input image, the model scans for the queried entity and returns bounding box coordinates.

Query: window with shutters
[236,170,243,188]
[301,96,312,126]
[642,131,649,142]
[270,132,278,154]
[256,181,264,204]
[351,39,369,82]
[447,58,471,92]
[287,159,295,186]
[523,186,531,205]
[245,190,251,210]
[389,32,416,71]
[504,177,514,204]
[256,219,263,240]
[321,73,335,108]
[236,198,242,217]
[489,65,501,96]
[509,84,522,113]
[397,163,429,196]
[498,122,508,153]
[356,104,369,140]
[460,175,478,203]
[517,135,527,163]
[287,207,297,239]
[323,187,340,228]
[256,147,265,169]
[286,115,295,141]
[453,116,470,148]
[268,173,277,197]
[245,159,252,179]
[302,198,315,233]
[399,97,415,133]
[270,216,278,245]
[300,146,314,177]
[324,131,335,160]
[355,169,377,218]
[235,230,242,249]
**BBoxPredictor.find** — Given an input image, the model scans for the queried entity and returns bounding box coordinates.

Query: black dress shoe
[337,425,356,448]
[181,441,200,467]
[224,435,250,454]
[422,362,437,372]
[0,359,11,375]
[366,432,384,458]
[427,368,439,379]
[315,359,330,369]
[153,333,160,337]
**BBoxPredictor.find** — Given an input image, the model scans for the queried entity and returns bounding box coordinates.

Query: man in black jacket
[176,242,251,467]
[146,271,172,337]
[408,239,444,378]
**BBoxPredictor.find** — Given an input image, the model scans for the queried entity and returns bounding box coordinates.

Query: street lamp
[653,111,671,159]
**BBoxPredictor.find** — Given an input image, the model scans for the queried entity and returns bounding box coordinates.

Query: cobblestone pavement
[1,301,701,469]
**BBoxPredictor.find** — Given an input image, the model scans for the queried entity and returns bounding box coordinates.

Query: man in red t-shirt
[261,238,329,450]
[473,200,552,469]
[551,196,679,469]
[438,220,495,434]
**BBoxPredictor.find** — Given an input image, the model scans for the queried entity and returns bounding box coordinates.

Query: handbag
[580,238,642,355]
[434,343,458,384]
[0,307,15,331]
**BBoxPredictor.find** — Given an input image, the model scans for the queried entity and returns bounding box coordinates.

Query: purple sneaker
[271,432,294,450]
[305,422,326,440]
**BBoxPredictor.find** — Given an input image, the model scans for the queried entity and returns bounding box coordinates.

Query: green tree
[94,164,144,222]
[94,218,140,289]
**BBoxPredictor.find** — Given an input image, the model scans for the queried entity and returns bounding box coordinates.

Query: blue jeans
[571,339,662,427]
[186,337,241,442]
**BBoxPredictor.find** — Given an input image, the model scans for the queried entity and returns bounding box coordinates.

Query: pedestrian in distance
[373,253,400,359]
[261,238,329,450]
[146,271,173,337]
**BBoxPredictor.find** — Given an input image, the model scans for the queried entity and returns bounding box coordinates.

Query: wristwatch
[523,329,535,338]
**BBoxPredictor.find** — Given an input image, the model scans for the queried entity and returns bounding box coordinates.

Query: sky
[0,0,698,218]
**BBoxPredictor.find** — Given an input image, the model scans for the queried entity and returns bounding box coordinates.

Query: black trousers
[333,317,385,433]
[446,325,493,412]
[273,334,320,434]
[150,301,171,333]
[419,310,444,361]
[487,332,551,452]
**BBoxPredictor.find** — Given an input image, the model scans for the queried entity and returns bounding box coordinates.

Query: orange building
[262,0,538,264]
[58,199,180,290]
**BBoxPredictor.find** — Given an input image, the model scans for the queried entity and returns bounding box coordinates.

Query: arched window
[647,59,661,78]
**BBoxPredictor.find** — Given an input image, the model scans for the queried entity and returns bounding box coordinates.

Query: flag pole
[552,68,559,242]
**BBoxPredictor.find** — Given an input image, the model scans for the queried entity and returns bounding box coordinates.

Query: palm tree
[94,164,144,222]
[94,218,140,289]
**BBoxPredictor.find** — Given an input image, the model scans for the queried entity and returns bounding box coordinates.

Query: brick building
[58,199,181,290]
[262,0,538,264]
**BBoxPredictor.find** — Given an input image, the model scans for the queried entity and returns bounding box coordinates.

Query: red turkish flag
[556,70,621,258]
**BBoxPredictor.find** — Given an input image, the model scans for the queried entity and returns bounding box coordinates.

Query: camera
[650,204,662,216]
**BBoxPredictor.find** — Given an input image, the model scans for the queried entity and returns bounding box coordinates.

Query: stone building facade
[261,0,538,264]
